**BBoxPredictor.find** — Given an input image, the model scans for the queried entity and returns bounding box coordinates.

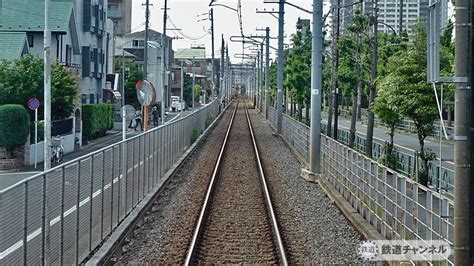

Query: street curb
[84,103,231,265]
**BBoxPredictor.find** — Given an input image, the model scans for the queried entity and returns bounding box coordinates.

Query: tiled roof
[0,0,73,32]
[174,48,206,60]
[0,32,28,60]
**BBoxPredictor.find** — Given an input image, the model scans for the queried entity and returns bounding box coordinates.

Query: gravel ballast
[116,105,235,264]
[249,108,362,264]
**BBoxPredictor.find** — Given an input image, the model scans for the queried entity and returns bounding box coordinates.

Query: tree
[194,84,202,103]
[115,58,144,109]
[379,22,437,186]
[286,18,312,123]
[0,56,78,120]
[182,73,194,108]
[372,75,402,169]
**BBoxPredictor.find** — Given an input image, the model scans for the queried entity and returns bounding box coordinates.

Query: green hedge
[0,104,29,151]
[82,104,114,141]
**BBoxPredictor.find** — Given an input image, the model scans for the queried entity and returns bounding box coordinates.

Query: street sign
[28,98,40,110]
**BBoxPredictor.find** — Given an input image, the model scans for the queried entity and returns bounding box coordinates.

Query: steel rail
[244,102,288,265]
[184,101,239,265]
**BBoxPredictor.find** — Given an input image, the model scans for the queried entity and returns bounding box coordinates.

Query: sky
[131,0,316,61]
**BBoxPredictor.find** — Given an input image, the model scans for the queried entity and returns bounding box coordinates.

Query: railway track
[185,101,287,265]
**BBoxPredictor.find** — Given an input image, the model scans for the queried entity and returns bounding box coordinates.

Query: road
[0,110,193,191]
[323,113,454,163]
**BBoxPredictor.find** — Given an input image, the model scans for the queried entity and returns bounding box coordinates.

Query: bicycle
[51,136,64,165]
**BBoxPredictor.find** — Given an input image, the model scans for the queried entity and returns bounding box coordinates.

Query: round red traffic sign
[28,98,40,110]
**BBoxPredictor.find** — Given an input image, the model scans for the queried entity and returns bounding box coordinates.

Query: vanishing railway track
[185,101,287,265]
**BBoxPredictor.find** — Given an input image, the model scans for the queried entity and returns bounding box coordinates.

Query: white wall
[27,133,75,165]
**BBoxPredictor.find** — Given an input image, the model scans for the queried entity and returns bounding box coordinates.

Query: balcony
[107,9,122,19]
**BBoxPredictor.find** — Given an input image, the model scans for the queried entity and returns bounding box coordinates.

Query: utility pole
[265,27,270,119]
[43,0,52,263]
[453,0,472,261]
[161,0,168,124]
[260,43,264,111]
[365,0,378,158]
[44,0,51,171]
[220,34,225,106]
[257,50,261,108]
[144,0,150,79]
[399,0,403,34]
[332,0,341,139]
[276,0,285,133]
[192,56,196,110]
[210,8,215,102]
[309,0,323,174]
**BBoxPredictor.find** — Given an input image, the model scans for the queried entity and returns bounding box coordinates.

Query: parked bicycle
[51,136,64,165]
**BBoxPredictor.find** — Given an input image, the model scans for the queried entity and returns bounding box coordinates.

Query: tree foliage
[0,56,78,120]
[115,58,144,109]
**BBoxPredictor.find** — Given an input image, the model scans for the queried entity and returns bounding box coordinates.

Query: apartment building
[107,0,132,36]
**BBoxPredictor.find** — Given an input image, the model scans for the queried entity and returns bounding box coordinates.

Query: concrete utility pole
[309,0,323,174]
[259,43,264,110]
[257,50,261,108]
[399,0,403,34]
[453,0,472,261]
[276,0,285,133]
[365,0,378,158]
[332,0,341,139]
[192,56,196,110]
[265,27,270,119]
[43,1,51,264]
[144,0,150,79]
[161,0,168,124]
[220,34,225,105]
[44,0,51,171]
[211,8,215,101]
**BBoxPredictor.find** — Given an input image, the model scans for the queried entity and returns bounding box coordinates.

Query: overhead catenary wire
[168,16,210,40]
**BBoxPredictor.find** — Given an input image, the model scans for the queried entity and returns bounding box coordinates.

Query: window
[82,94,87,104]
[132,40,145,47]
[27,34,34,47]
[90,94,95,104]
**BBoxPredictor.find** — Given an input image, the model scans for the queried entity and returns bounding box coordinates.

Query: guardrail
[267,107,453,265]
[0,100,219,265]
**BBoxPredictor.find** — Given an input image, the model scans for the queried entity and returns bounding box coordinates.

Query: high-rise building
[332,0,449,36]
[108,0,132,36]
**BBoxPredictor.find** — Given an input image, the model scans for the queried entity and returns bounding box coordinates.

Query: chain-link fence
[267,107,453,265]
[0,100,219,265]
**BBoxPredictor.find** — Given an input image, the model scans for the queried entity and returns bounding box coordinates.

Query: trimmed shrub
[82,104,114,141]
[0,104,29,152]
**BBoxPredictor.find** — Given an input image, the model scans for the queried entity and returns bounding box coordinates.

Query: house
[0,33,30,60]
[0,0,115,105]
[174,47,209,102]
[115,29,173,107]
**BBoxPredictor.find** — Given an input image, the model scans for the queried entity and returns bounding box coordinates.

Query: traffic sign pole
[35,108,38,169]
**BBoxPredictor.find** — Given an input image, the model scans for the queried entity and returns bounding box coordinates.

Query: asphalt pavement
[322,113,454,163]
[0,110,192,191]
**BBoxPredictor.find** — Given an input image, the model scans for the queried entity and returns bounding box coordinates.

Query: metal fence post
[75,160,81,265]
[111,146,115,233]
[89,156,94,252]
[41,173,50,266]
[101,151,105,239]
[131,140,135,208]
[125,141,129,214]
[60,167,65,264]
[23,181,28,265]
[138,136,142,201]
